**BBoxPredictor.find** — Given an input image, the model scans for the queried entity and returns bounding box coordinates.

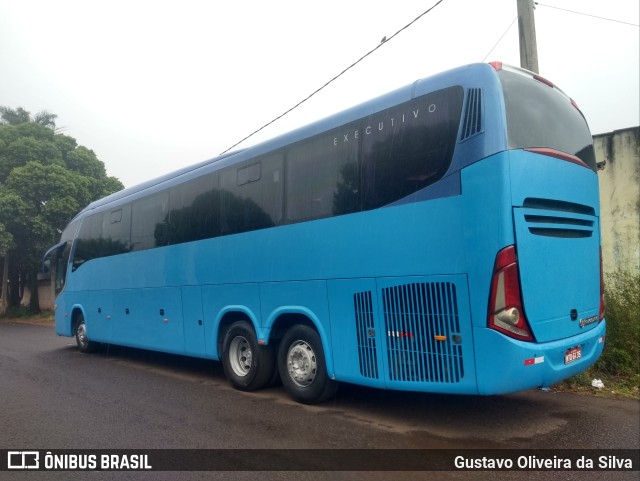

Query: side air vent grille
[522,198,595,238]
[460,88,482,141]
[382,282,463,383]
[354,291,379,379]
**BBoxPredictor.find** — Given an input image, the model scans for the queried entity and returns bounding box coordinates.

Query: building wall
[21,277,55,311]
[595,127,640,275]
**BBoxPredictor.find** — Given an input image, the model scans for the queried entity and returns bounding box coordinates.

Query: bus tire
[75,313,98,353]
[278,325,338,404]
[222,320,275,391]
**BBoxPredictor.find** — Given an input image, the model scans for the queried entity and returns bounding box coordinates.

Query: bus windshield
[498,69,597,170]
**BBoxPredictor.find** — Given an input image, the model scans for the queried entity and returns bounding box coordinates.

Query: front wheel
[278,325,338,404]
[75,314,98,353]
[222,320,275,391]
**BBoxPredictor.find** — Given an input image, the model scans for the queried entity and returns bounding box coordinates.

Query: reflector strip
[524,356,544,366]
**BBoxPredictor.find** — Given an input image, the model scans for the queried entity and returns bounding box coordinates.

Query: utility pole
[517,0,539,73]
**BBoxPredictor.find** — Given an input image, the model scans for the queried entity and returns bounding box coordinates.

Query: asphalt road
[0,320,638,481]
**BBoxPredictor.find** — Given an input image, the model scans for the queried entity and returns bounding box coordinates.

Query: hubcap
[229,336,252,377]
[287,340,317,387]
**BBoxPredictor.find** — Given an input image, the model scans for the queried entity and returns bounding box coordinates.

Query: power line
[535,2,640,28]
[220,0,446,155]
[482,16,518,62]
[481,3,638,65]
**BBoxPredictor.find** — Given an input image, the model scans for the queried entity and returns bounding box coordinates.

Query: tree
[0,106,123,313]
[1,106,58,129]
[0,107,32,126]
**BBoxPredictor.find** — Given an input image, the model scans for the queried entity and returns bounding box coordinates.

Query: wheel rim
[76,322,88,349]
[286,340,317,387]
[228,335,252,377]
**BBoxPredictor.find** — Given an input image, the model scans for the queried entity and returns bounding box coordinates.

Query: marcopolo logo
[579,315,598,328]
[8,451,40,469]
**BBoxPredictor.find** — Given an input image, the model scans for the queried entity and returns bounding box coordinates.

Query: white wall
[595,127,640,275]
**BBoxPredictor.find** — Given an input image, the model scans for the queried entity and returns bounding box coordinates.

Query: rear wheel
[222,320,275,391]
[75,313,98,353]
[278,325,338,404]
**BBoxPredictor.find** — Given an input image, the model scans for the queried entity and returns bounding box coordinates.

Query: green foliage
[598,271,640,380]
[0,223,13,256]
[0,107,32,126]
[566,270,640,397]
[65,146,106,178]
[0,106,124,312]
[2,305,36,319]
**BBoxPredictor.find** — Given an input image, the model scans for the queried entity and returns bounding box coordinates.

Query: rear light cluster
[524,147,590,170]
[488,246,535,342]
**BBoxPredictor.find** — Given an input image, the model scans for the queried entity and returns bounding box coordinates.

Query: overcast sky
[1,0,638,188]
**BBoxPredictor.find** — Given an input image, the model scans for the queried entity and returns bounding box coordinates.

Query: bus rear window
[498,70,596,170]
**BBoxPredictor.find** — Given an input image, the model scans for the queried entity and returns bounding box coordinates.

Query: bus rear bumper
[473,320,606,395]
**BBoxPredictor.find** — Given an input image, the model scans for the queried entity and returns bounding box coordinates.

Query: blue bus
[45,62,606,404]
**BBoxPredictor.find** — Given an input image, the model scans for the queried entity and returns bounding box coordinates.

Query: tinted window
[55,243,72,293]
[287,86,463,220]
[55,220,79,290]
[131,191,169,251]
[360,86,463,210]
[167,172,219,244]
[102,205,131,254]
[68,86,465,257]
[74,213,104,269]
[221,154,283,235]
[499,70,596,170]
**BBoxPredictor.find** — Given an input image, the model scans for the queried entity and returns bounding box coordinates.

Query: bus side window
[131,191,169,251]
[361,86,463,210]
[287,138,338,222]
[220,154,283,235]
[73,213,104,270]
[167,172,220,244]
[101,205,132,255]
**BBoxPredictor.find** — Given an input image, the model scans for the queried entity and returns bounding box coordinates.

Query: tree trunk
[0,255,8,316]
[28,268,40,313]
[8,260,21,307]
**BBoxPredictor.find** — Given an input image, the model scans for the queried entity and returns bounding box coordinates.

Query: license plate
[564,346,582,365]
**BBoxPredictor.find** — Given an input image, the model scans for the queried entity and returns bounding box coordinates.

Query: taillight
[599,248,606,321]
[524,147,590,170]
[524,147,590,169]
[488,246,535,342]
